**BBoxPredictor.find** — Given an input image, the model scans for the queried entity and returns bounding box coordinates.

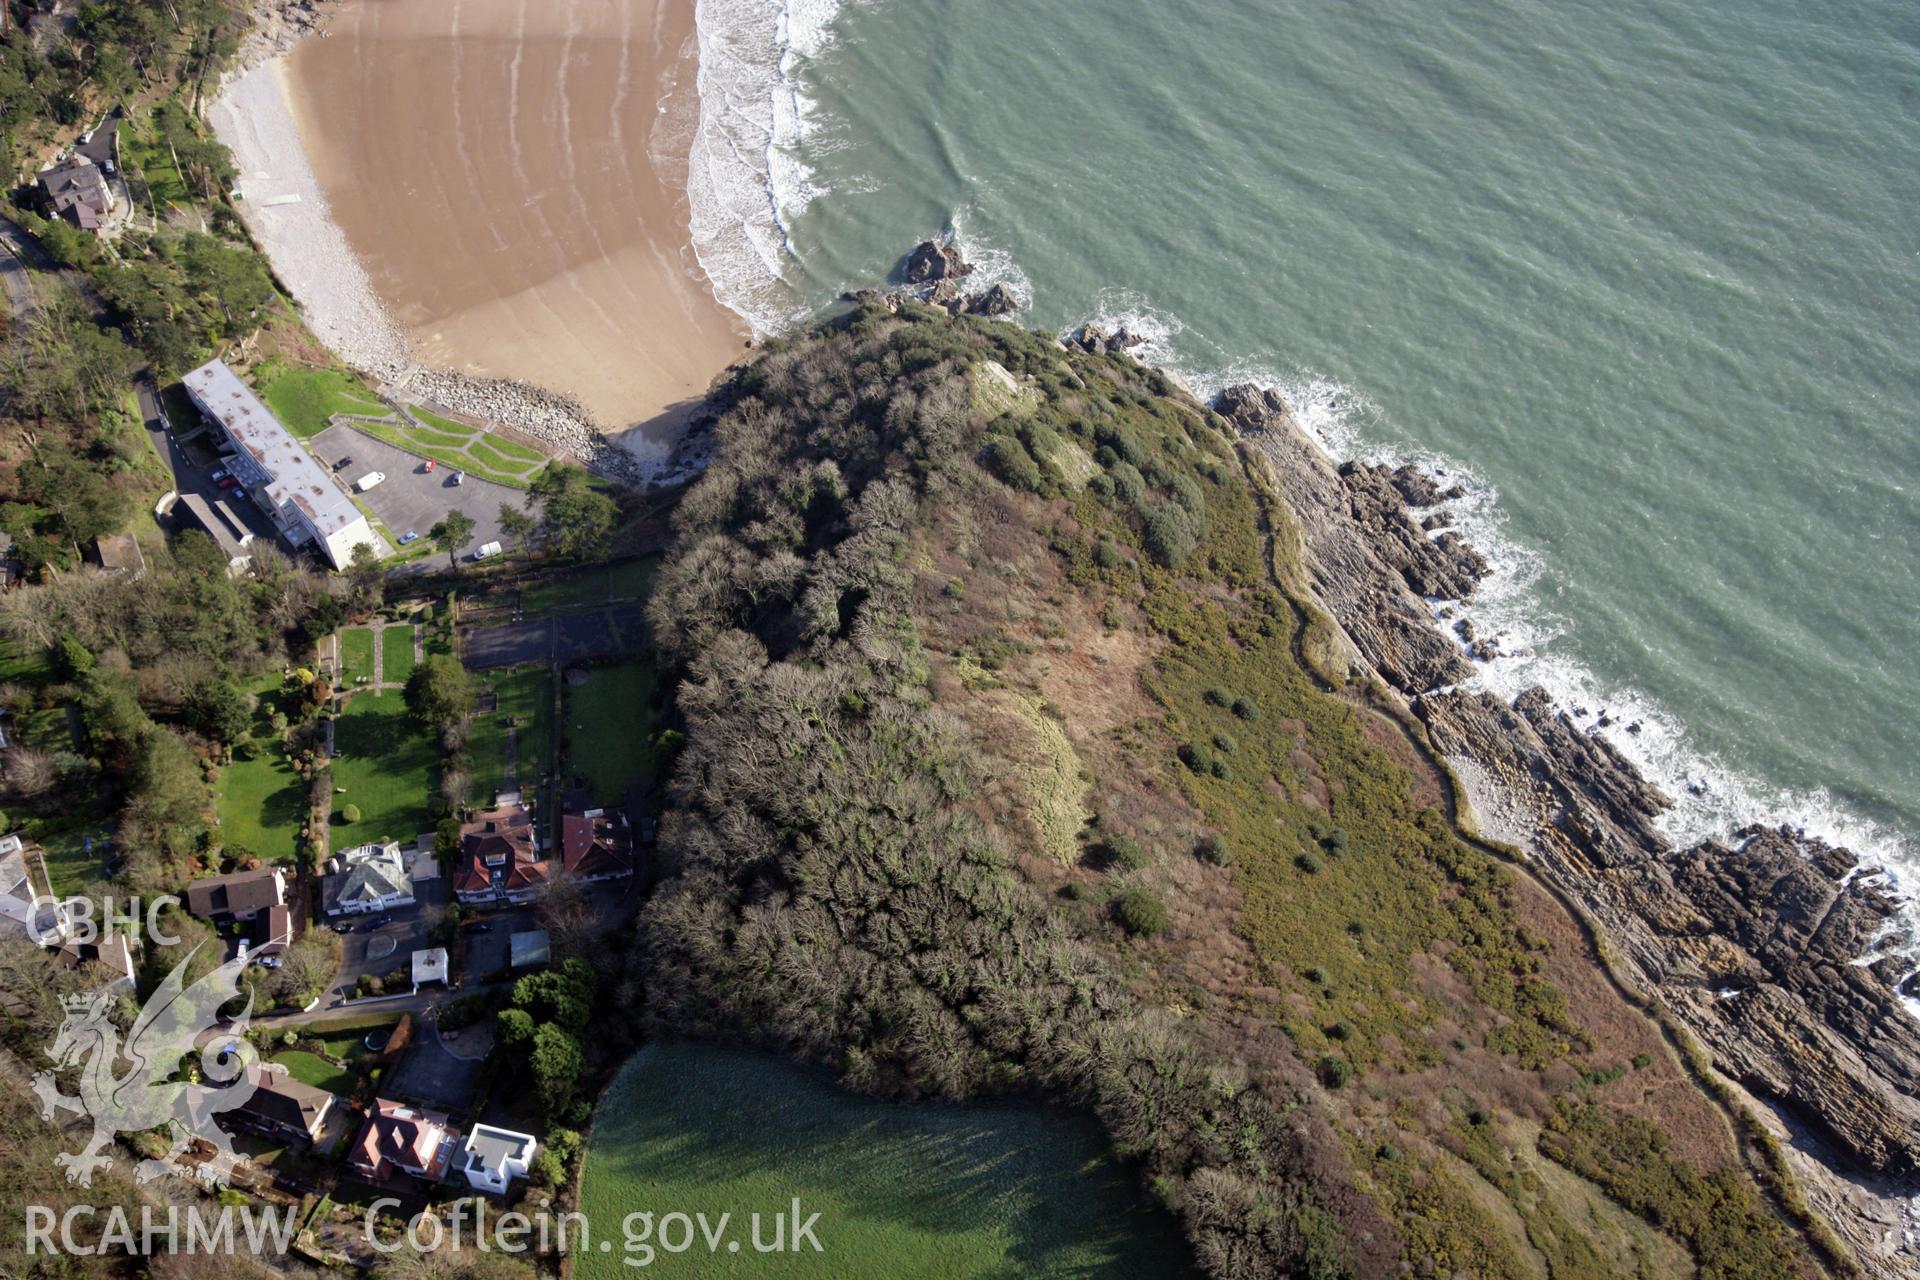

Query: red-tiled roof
[351,1099,455,1181]
[560,812,634,878]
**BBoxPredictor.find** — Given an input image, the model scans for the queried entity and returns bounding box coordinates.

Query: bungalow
[184,867,286,924]
[322,842,415,916]
[454,806,547,905]
[0,832,66,942]
[558,808,635,884]
[462,1124,537,1194]
[349,1098,458,1184]
[229,1071,336,1145]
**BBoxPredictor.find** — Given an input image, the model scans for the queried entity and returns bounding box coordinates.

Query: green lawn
[381,625,417,686]
[337,627,375,687]
[609,556,658,600]
[330,695,434,845]
[522,568,610,614]
[26,816,113,897]
[311,1015,401,1063]
[335,408,551,490]
[468,665,552,805]
[254,362,389,438]
[0,636,52,684]
[561,660,658,804]
[578,1044,1194,1279]
[214,677,305,863]
[272,1050,356,1095]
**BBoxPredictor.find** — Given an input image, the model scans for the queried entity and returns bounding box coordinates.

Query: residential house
[229,1071,336,1145]
[51,932,135,990]
[322,842,415,916]
[181,359,378,571]
[349,1098,458,1184]
[255,904,293,956]
[34,153,114,232]
[558,808,635,884]
[454,806,547,905]
[184,866,286,925]
[0,832,67,942]
[462,1125,537,1194]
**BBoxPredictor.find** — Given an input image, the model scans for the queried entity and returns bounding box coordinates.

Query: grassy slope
[256,363,388,438]
[579,1043,1194,1280]
[330,694,434,845]
[637,307,1823,1280]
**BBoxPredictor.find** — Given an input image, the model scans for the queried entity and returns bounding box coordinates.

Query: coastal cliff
[1223,382,1920,1272]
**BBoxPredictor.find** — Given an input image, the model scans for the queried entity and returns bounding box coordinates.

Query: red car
[423,459,436,473]
[216,475,240,491]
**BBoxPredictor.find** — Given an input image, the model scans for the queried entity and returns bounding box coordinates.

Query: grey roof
[181,359,372,557]
[176,492,254,567]
[465,1124,534,1173]
[323,842,413,911]
[508,930,549,969]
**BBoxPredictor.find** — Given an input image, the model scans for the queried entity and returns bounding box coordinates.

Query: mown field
[577,1043,1194,1279]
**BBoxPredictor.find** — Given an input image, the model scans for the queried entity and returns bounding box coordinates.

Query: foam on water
[686,0,841,335]
[1060,301,1920,988]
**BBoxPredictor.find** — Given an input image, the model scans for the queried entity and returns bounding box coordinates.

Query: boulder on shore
[904,239,974,284]
[963,283,1020,317]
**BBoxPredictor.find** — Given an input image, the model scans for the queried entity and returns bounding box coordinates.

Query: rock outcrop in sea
[839,240,1022,320]
[1219,382,1920,1272]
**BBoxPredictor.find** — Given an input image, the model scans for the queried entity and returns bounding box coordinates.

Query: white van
[472,541,503,561]
[353,471,386,492]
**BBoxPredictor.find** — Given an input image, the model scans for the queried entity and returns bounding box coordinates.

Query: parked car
[472,541,503,561]
[209,467,229,482]
[336,922,355,934]
[423,458,436,473]
[354,471,386,492]
[466,922,494,933]
[451,471,464,486]
[252,954,281,969]
[334,455,354,471]
[399,530,420,545]
[216,475,240,491]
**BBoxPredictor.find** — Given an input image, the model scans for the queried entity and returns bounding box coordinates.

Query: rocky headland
[1218,380,1920,1276]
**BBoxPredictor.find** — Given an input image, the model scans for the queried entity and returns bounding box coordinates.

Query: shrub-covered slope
[636,304,1830,1279]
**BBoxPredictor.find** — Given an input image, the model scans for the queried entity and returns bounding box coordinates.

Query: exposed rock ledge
[1219,381,1920,1275]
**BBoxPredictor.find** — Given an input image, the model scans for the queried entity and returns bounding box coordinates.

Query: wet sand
[281,0,745,444]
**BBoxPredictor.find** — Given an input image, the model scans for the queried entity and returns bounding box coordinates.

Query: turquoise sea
[689,0,1920,941]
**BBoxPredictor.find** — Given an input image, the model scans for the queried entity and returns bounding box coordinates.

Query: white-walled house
[462,1124,537,1194]
[322,842,415,916]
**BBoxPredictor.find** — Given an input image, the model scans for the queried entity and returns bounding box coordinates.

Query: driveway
[311,422,518,557]
[383,1027,485,1115]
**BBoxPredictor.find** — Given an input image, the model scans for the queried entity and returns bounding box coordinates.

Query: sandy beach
[214,0,746,476]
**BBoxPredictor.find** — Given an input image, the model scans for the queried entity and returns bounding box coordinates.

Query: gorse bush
[1115,887,1170,938]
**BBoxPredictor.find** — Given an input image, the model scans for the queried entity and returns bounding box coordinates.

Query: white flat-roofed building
[462,1124,537,1193]
[182,359,378,571]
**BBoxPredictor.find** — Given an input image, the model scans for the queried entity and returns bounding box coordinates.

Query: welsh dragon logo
[32,946,277,1187]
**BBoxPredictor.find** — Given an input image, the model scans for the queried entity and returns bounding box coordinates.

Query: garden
[330,694,436,844]
[559,659,661,805]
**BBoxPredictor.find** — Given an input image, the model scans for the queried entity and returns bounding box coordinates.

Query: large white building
[182,359,378,571]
